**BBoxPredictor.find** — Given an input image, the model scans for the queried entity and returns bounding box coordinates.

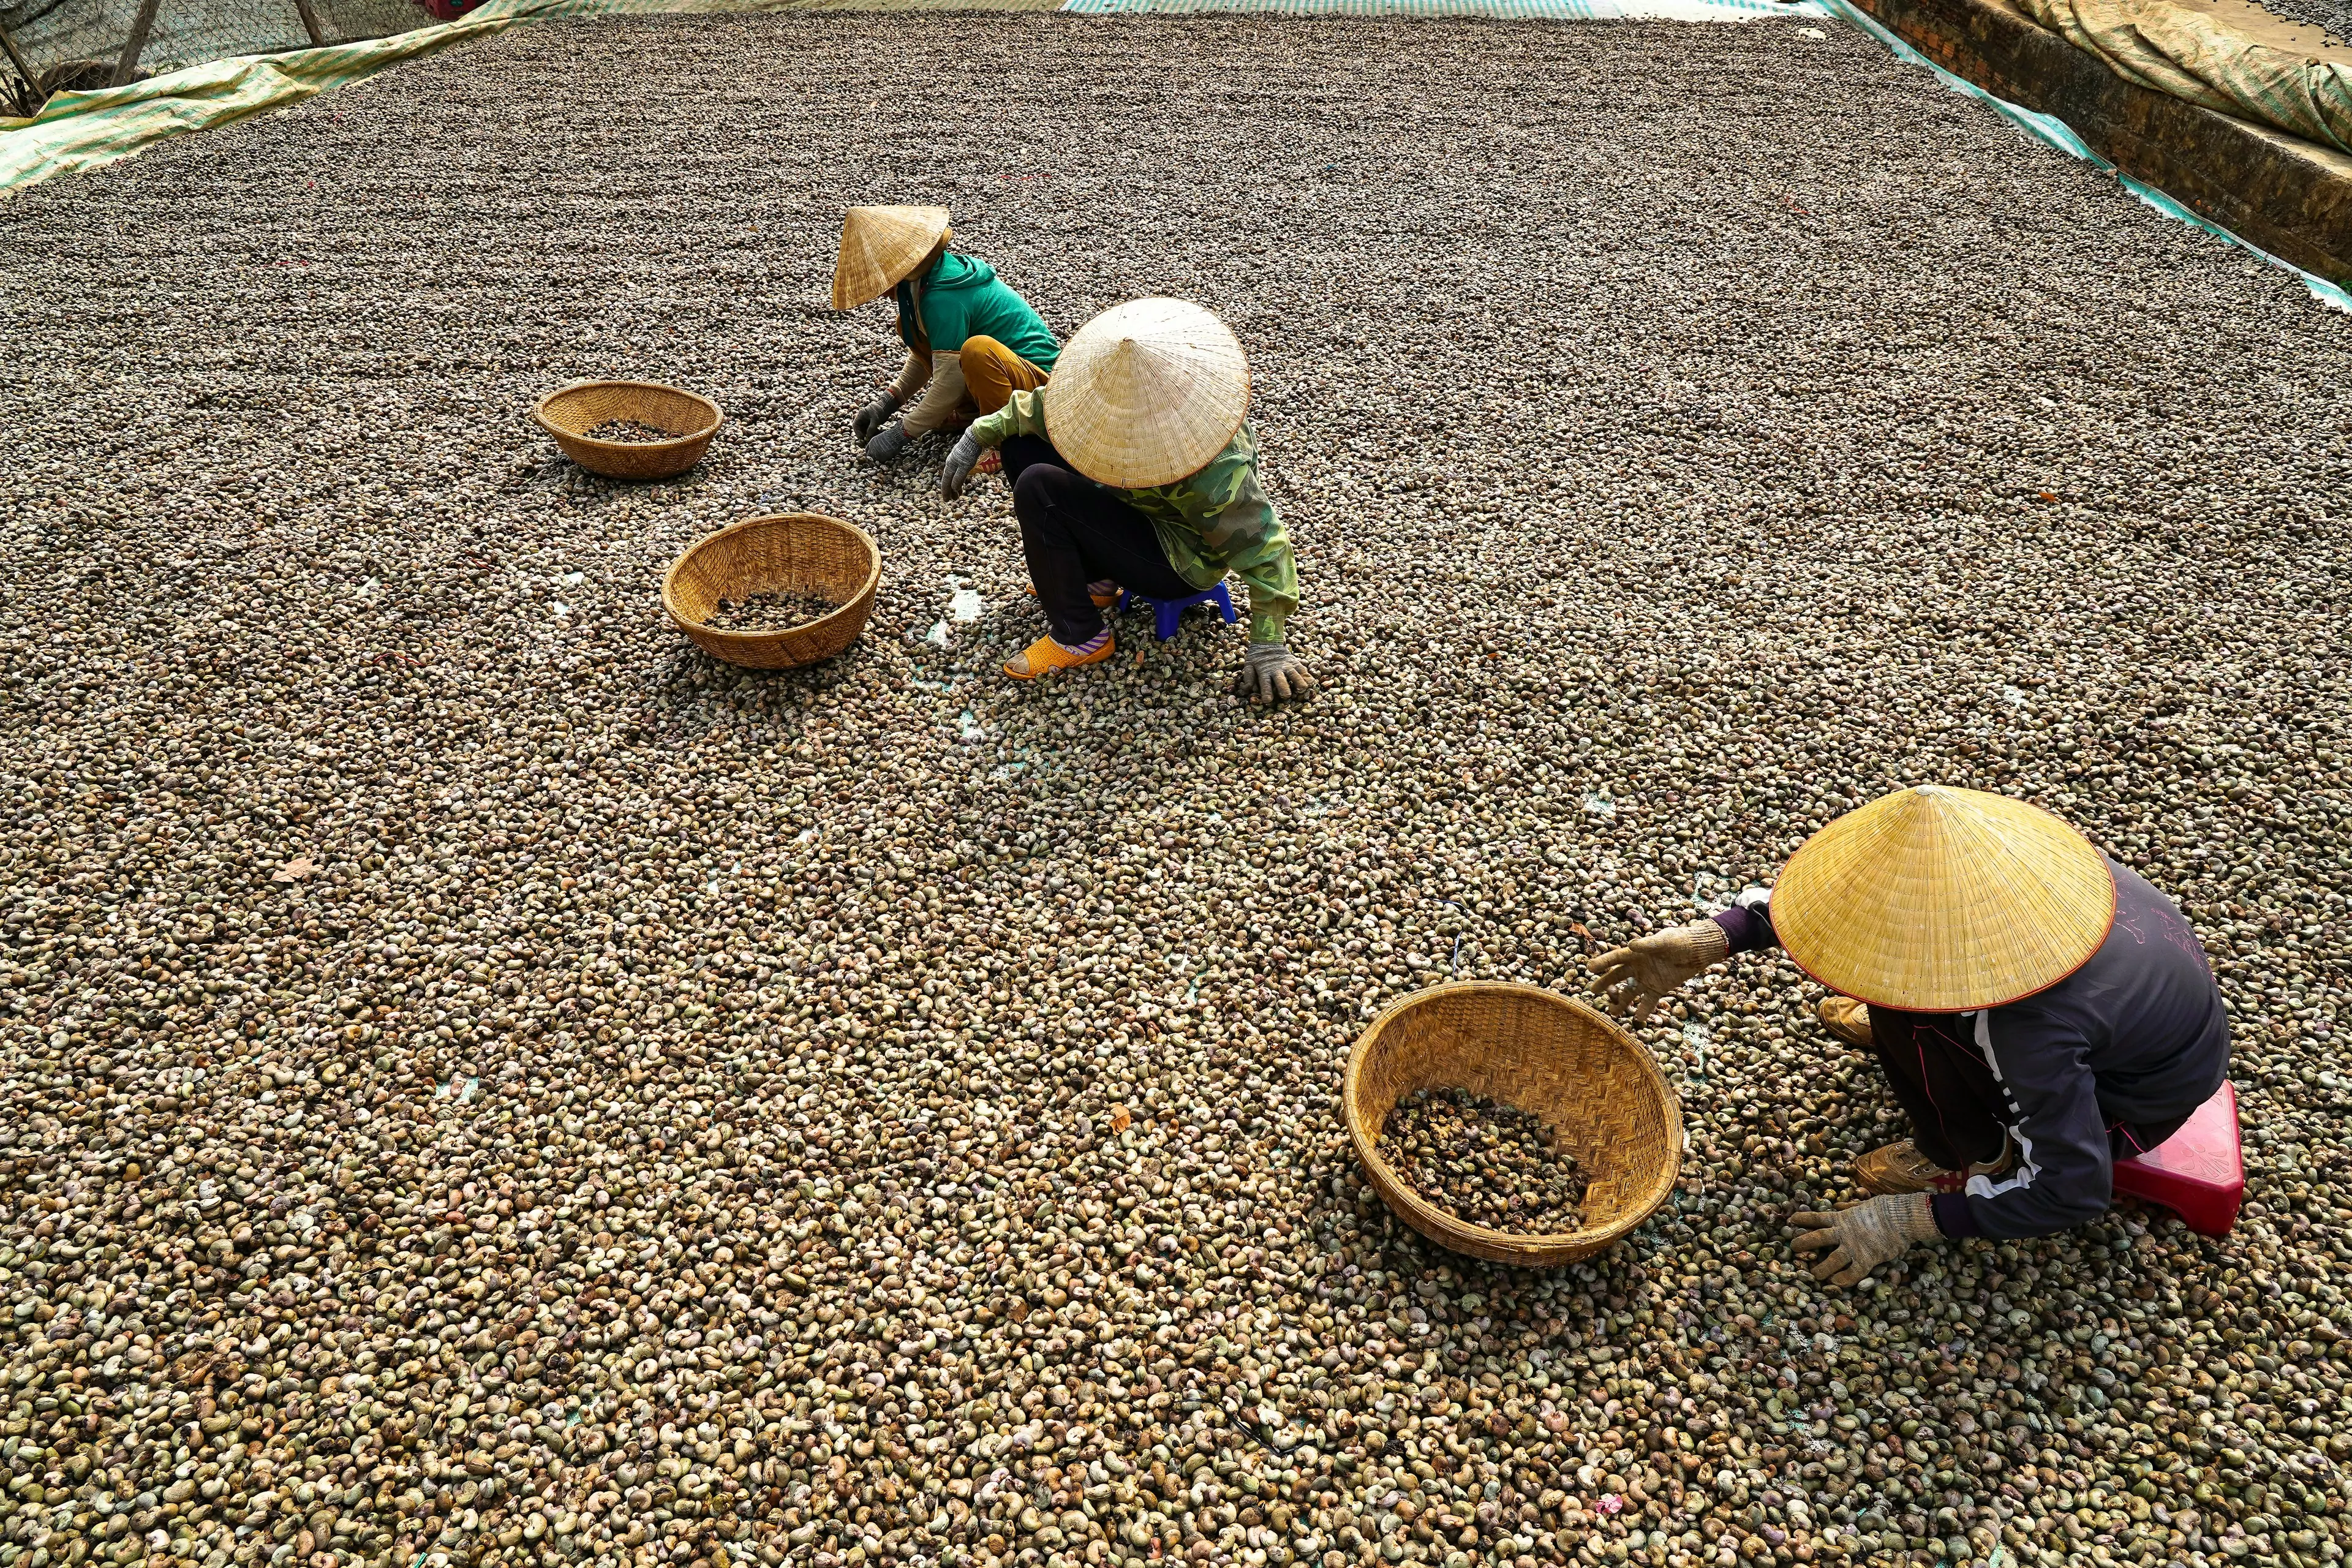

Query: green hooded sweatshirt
[895,253,1060,372]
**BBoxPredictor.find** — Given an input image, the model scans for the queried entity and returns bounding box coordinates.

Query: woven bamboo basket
[532,381,723,481]
[1344,982,1682,1267]
[662,514,880,669]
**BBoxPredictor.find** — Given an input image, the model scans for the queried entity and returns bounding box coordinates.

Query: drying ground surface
[3,13,2351,1568]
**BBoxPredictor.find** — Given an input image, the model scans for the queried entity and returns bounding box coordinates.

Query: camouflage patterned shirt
[968,391,1300,644]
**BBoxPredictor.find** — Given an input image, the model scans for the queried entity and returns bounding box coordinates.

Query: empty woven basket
[533,381,723,481]
[663,514,880,669]
[1344,982,1682,1267]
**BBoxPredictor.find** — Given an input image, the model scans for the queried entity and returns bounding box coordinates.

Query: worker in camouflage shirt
[940,299,1311,704]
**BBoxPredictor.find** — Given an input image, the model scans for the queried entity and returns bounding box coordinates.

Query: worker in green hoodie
[831,205,1061,462]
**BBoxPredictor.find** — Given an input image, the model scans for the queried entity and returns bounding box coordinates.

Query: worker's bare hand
[1585,921,1728,1021]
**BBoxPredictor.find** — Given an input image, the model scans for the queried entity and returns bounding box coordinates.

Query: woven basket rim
[532,380,725,451]
[1343,980,1683,1257]
[660,513,882,644]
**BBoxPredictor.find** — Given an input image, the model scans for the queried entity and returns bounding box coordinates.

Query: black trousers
[1872,1011,2192,1170]
[1003,435,1193,644]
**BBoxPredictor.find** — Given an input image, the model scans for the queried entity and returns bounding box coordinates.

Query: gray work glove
[1586,920,1729,1022]
[1232,641,1314,703]
[940,430,983,500]
[1789,1194,1940,1286]
[864,421,911,463]
[853,392,900,445]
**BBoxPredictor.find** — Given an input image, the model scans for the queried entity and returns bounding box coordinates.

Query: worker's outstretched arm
[1588,893,1773,1019]
[1588,921,1730,1020]
[943,390,1047,498]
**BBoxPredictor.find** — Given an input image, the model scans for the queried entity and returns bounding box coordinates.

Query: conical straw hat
[832,206,951,311]
[1772,785,2116,1013]
[1045,298,1250,489]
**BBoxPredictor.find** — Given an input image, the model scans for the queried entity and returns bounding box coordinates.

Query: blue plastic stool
[1117,581,1238,641]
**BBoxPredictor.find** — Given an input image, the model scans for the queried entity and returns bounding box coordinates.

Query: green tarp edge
[1815,0,2352,310]
[2007,0,2351,156]
[7,0,2343,317]
[0,0,812,195]
[1820,0,2352,311]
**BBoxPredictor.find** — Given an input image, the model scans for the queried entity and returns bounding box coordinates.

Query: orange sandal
[1004,633,1117,680]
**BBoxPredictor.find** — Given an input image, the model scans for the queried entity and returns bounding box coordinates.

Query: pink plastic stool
[2113,1080,2242,1237]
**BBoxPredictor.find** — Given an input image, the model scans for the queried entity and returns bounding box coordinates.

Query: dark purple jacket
[1716,860,2230,1239]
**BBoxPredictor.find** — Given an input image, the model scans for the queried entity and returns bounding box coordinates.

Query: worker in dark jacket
[1588,784,2230,1284]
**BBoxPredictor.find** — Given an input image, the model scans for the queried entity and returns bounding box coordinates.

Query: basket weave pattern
[662,514,880,671]
[832,205,951,311]
[1049,298,1250,489]
[533,381,723,481]
[1773,784,2114,1013]
[1344,982,1682,1267]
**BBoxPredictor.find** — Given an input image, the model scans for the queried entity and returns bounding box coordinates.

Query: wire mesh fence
[1,0,442,111]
